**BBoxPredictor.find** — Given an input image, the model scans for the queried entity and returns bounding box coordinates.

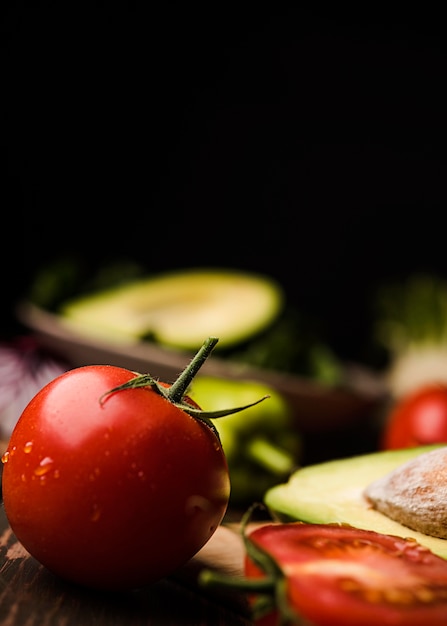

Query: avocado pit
[363,446,447,539]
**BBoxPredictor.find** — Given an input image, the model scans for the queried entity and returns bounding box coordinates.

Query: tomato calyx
[199,504,300,625]
[99,337,269,440]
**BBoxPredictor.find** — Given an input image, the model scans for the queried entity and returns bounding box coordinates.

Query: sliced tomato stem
[199,568,275,593]
[200,504,302,626]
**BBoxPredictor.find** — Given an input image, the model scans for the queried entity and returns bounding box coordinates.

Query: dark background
[2,4,447,362]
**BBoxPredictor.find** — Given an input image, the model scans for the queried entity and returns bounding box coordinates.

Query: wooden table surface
[0,467,254,626]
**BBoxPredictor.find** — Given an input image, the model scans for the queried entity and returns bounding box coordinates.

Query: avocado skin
[264,444,447,558]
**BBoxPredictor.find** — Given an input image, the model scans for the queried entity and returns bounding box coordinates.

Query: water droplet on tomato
[34,457,54,476]
[23,441,33,454]
[1,451,10,464]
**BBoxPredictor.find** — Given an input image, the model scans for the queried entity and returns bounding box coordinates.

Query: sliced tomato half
[244,522,447,626]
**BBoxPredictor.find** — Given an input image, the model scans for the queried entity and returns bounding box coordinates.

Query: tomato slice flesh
[245,523,447,626]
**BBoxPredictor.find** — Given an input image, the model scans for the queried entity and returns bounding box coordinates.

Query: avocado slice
[58,268,284,350]
[264,444,447,558]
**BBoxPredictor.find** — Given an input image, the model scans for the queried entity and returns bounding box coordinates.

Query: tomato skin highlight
[382,383,447,450]
[244,523,447,626]
[1,365,230,590]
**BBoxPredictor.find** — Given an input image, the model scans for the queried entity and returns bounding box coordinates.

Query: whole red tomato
[381,383,447,449]
[1,338,238,590]
[243,522,447,626]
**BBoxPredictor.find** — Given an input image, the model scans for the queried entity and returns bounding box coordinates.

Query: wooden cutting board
[0,502,255,626]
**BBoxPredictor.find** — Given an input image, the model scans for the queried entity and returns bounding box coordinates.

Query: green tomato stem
[167,337,219,403]
[100,337,269,420]
[99,337,270,447]
[200,504,302,625]
[198,568,275,592]
[99,337,219,406]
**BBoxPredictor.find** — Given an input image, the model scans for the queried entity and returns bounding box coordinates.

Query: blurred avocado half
[58,268,284,350]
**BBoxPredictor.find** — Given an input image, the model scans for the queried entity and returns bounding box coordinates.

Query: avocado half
[59,268,283,350]
[264,444,447,558]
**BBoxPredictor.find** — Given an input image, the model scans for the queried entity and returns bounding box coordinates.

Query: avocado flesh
[58,269,283,350]
[264,444,447,559]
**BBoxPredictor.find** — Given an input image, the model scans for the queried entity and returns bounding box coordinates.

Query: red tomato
[244,523,447,626]
[1,363,230,590]
[381,383,447,449]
